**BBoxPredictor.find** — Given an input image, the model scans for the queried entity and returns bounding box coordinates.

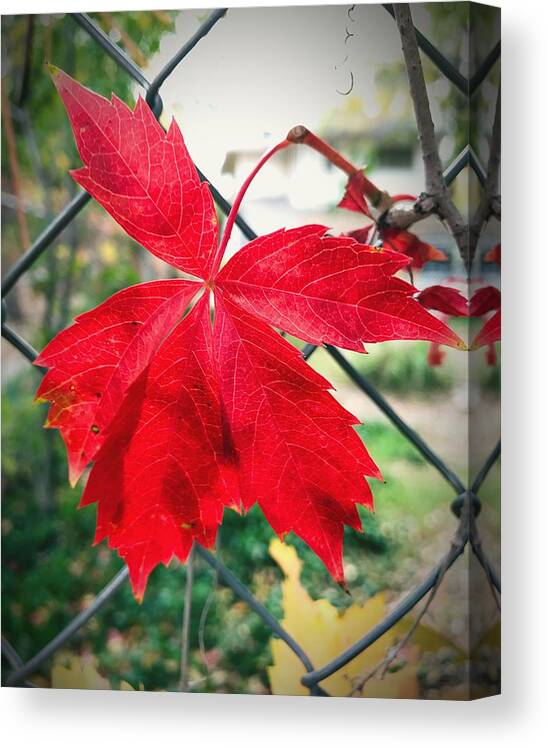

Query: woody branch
[393,3,469,266]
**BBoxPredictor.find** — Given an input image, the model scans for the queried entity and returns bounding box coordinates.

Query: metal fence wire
[1,6,501,695]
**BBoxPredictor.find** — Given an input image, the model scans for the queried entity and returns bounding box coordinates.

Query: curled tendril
[336,5,357,97]
[336,70,354,96]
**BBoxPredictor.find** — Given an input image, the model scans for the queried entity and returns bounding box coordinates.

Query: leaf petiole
[287,124,387,209]
[210,138,290,277]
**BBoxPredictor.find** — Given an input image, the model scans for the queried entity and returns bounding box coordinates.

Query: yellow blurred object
[268,539,453,698]
[50,651,137,691]
[56,243,70,261]
[98,239,119,266]
[55,152,70,171]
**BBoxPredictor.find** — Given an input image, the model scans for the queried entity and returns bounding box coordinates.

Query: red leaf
[486,342,497,366]
[380,227,447,269]
[469,286,501,317]
[81,296,237,599]
[35,280,199,485]
[36,72,468,597]
[213,294,380,583]
[417,285,469,317]
[472,309,501,349]
[51,68,218,278]
[337,171,373,216]
[217,226,464,352]
[391,194,417,203]
[345,225,375,244]
[484,243,501,265]
[427,342,445,367]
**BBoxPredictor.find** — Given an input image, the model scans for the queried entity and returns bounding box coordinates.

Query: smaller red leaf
[484,243,501,265]
[469,286,501,317]
[337,172,373,217]
[345,225,375,244]
[486,342,497,366]
[417,285,469,317]
[391,194,417,203]
[427,342,445,367]
[380,227,447,269]
[472,309,501,349]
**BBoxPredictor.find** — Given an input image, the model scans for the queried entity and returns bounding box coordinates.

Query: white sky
[145,4,431,177]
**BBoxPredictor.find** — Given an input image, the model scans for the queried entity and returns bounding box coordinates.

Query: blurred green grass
[292,338,455,395]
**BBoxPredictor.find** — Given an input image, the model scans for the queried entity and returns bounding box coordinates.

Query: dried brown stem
[348,534,459,696]
[287,125,390,210]
[349,495,473,697]
[99,13,147,68]
[1,82,31,251]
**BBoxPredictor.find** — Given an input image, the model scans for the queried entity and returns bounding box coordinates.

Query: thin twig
[348,529,462,696]
[382,193,438,231]
[99,13,147,68]
[179,545,195,692]
[198,535,221,673]
[1,82,31,251]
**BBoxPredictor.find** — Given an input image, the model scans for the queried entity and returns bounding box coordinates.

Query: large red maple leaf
[35,69,464,599]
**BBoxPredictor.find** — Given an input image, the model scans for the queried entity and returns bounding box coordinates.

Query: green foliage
[2,12,176,172]
[1,12,176,343]
[354,342,454,394]
[305,339,454,395]
[356,421,426,466]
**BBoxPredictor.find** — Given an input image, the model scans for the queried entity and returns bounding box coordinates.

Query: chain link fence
[1,5,501,695]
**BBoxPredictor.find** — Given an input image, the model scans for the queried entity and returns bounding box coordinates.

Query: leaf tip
[68,463,82,489]
[227,499,243,515]
[371,465,383,482]
[46,62,61,78]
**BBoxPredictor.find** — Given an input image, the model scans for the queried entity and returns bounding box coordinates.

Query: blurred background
[1,4,500,697]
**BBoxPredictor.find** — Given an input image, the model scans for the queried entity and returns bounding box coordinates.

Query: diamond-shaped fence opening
[1,6,500,695]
